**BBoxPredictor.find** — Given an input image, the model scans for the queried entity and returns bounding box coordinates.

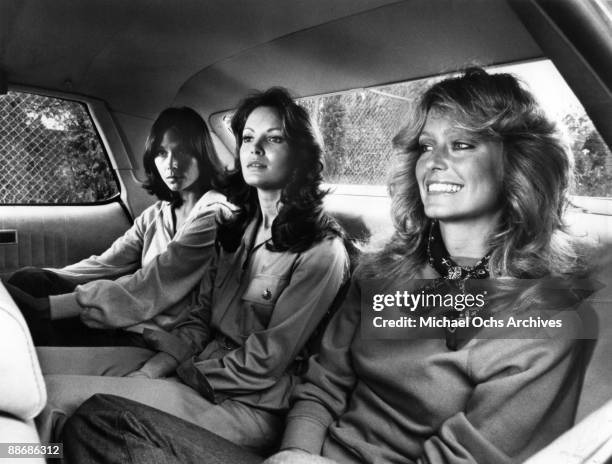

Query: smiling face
[239,106,292,192]
[415,111,504,228]
[154,129,200,194]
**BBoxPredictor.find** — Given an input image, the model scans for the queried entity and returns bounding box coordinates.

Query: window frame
[1,85,125,206]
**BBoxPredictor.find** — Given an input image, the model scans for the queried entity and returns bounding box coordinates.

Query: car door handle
[0,230,17,244]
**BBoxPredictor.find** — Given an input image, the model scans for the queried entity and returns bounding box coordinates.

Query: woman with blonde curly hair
[376,66,582,281]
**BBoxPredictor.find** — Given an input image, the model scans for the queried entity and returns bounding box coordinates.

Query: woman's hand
[125,370,152,379]
[263,450,339,464]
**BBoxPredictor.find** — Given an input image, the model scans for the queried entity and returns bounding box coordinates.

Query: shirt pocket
[240,274,287,332]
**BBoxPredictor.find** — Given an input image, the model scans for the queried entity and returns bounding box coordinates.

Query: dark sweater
[281,264,593,464]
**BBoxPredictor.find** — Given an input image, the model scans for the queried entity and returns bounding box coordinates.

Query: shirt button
[262,288,272,300]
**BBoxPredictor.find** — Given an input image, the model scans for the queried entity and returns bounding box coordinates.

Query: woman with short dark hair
[7,106,230,347]
[39,87,350,455]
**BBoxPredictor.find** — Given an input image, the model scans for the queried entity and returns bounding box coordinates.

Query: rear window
[212,59,612,198]
[0,91,119,204]
[301,61,612,196]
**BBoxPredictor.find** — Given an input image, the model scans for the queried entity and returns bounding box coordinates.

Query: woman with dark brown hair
[6,106,229,347]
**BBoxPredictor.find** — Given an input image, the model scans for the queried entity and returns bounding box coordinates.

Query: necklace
[427,220,491,280]
[426,220,491,350]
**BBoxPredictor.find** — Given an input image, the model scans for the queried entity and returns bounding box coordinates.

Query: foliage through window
[299,85,423,186]
[215,60,611,196]
[0,91,119,204]
[297,60,611,197]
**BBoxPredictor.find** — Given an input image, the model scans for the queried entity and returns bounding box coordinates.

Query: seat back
[0,281,46,421]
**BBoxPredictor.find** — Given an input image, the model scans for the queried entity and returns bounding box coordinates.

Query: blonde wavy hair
[363,67,587,279]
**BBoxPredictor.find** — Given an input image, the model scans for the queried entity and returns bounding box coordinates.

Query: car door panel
[0,202,132,278]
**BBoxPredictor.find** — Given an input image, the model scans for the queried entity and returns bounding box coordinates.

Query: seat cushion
[524,400,612,464]
[0,282,46,420]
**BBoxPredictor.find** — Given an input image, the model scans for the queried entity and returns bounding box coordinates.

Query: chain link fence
[0,91,118,204]
[300,79,434,186]
[220,80,436,186]
[213,65,612,195]
[300,72,611,195]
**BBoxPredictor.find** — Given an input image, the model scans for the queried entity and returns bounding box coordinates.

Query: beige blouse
[48,190,232,334]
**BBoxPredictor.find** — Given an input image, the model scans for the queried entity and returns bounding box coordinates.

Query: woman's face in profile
[415,111,504,228]
[154,129,201,193]
[239,106,292,192]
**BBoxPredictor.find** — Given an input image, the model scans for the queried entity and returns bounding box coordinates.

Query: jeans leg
[40,374,282,451]
[39,374,171,443]
[63,394,264,464]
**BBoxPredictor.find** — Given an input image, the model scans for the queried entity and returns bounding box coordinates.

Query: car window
[0,90,119,204]
[212,59,611,199]
[495,60,612,198]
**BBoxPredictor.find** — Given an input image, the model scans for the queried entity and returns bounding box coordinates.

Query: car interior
[1,0,611,462]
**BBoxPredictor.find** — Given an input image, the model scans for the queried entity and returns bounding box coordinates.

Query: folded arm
[53,204,224,327]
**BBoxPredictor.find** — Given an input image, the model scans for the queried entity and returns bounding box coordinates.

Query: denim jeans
[7,267,145,347]
[62,394,264,464]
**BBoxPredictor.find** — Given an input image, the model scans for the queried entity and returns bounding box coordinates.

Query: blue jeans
[63,394,264,464]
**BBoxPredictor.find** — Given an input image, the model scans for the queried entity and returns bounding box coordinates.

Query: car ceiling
[1,0,544,123]
[1,0,397,115]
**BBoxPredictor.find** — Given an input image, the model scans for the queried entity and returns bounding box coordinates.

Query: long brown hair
[218,87,345,253]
